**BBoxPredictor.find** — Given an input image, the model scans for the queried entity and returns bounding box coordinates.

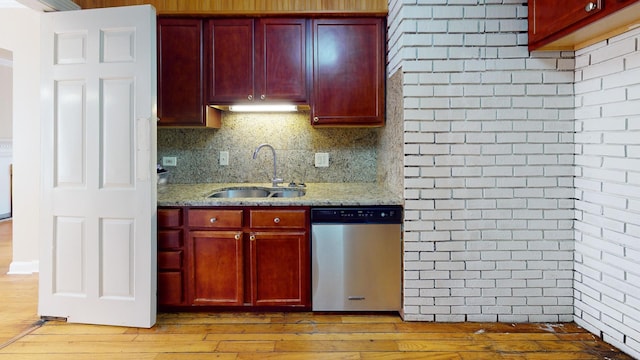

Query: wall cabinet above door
[206,18,309,106]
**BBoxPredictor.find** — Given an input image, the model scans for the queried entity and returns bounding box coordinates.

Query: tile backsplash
[157,111,380,184]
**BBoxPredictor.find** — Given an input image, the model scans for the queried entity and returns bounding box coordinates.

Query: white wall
[389,0,576,322]
[0,51,12,218]
[573,27,640,359]
[0,50,12,138]
[0,8,41,273]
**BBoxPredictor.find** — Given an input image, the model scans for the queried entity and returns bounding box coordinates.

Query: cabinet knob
[273,217,281,224]
[247,94,253,101]
[585,2,597,12]
[260,94,266,100]
[209,217,217,223]
[249,234,256,241]
[313,116,319,123]
[234,233,241,240]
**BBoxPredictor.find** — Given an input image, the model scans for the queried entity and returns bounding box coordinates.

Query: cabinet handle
[247,94,253,101]
[249,234,256,241]
[234,233,241,240]
[585,2,597,12]
[313,116,319,123]
[260,94,266,100]
[209,217,217,223]
[273,217,281,224]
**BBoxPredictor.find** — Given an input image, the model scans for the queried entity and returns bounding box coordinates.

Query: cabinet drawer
[158,208,182,227]
[158,271,184,305]
[189,209,243,228]
[158,250,183,270]
[158,229,183,249]
[249,209,306,229]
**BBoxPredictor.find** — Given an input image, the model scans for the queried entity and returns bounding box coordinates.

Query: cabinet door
[189,230,244,306]
[157,18,205,126]
[312,18,385,127]
[529,0,603,47]
[207,19,254,104]
[157,208,186,307]
[249,231,310,307]
[255,18,308,104]
[158,251,184,305]
[158,272,184,305]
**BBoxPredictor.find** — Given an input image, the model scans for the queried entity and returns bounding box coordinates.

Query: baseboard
[8,261,39,275]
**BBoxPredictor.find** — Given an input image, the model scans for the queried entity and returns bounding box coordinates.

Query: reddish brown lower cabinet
[158,206,311,310]
[189,230,244,306]
[249,208,310,307]
[250,231,309,306]
[157,208,187,307]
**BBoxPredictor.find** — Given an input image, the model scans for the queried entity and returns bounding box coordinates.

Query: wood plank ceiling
[69,0,388,15]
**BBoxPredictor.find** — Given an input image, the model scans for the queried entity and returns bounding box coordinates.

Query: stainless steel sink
[208,186,305,198]
[209,188,271,198]
[269,189,306,198]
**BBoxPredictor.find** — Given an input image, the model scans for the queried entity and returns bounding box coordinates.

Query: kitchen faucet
[252,143,283,187]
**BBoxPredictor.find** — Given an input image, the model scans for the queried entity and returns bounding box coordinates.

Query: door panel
[53,217,85,294]
[100,218,134,298]
[54,80,85,186]
[102,78,134,188]
[40,5,157,328]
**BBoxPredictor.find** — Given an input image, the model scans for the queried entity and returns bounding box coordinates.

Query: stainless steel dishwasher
[311,206,402,311]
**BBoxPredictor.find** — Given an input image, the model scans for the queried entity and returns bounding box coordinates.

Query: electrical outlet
[219,151,229,166]
[162,156,177,167]
[315,153,329,167]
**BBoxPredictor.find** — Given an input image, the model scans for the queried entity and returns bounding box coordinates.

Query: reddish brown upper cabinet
[206,18,309,106]
[311,17,386,127]
[157,18,220,127]
[529,0,640,51]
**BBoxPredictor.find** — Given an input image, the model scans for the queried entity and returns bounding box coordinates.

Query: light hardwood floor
[0,220,633,359]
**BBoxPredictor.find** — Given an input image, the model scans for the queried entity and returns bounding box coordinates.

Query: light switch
[219,151,229,166]
[315,153,329,167]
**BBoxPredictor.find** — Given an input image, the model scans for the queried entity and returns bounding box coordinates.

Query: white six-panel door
[39,5,157,328]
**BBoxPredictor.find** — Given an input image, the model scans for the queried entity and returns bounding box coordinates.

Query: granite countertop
[157,183,403,207]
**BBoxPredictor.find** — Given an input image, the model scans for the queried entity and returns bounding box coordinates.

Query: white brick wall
[388,0,575,323]
[573,28,640,359]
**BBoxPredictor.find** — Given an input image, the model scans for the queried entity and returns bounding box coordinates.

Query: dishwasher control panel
[311,206,402,224]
